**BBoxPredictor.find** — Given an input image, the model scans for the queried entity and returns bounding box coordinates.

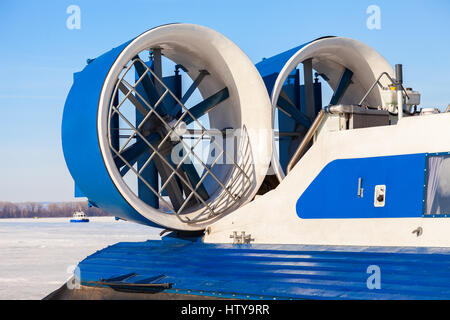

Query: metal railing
[107,57,251,224]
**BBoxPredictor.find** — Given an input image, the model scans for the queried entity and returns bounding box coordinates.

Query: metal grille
[107,56,252,224]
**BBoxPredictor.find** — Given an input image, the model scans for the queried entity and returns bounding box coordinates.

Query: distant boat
[70,211,89,223]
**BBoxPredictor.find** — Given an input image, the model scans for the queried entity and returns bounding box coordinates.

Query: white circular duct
[97,24,273,231]
[271,37,395,180]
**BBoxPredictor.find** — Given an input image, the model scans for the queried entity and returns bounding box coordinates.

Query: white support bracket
[229,231,254,244]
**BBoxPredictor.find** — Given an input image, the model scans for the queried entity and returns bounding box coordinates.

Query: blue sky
[1,0,449,202]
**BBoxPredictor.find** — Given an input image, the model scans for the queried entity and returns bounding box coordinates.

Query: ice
[0,216,162,299]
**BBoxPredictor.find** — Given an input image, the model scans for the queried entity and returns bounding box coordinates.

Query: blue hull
[70,219,89,223]
[77,238,450,300]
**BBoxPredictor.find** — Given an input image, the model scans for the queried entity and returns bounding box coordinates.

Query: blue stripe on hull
[296,153,427,219]
[78,240,450,300]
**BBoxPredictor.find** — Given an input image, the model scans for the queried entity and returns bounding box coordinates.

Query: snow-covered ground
[0,216,162,299]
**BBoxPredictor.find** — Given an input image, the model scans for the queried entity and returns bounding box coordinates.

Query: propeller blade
[118,82,149,116]
[114,133,160,169]
[329,68,353,105]
[279,89,296,107]
[117,135,185,211]
[181,87,229,125]
[180,162,209,201]
[153,156,185,212]
[171,70,209,117]
[277,94,312,128]
[136,101,159,208]
[133,55,169,115]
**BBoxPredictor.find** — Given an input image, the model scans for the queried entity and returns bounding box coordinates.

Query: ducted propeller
[62,24,273,231]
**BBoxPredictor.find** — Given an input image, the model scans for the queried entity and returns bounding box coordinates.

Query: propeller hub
[168,120,187,141]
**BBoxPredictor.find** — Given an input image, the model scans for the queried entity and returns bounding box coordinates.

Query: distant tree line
[0,201,110,219]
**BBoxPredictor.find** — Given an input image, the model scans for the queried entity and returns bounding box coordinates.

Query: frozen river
[0,217,162,299]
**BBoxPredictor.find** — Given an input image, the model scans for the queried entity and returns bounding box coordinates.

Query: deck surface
[77,238,450,299]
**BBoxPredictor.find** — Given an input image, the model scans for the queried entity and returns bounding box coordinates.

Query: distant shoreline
[0,215,113,219]
[0,201,110,219]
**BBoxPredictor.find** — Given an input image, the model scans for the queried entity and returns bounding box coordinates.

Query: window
[424,154,450,216]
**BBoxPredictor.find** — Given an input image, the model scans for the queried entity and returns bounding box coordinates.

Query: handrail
[358,71,409,106]
[286,70,412,175]
[286,109,326,174]
[358,72,392,105]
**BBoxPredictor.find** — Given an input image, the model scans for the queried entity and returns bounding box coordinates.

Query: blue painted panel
[74,183,85,198]
[61,38,160,228]
[255,42,311,80]
[260,72,278,97]
[255,37,334,95]
[296,154,427,219]
[78,240,450,300]
[256,41,329,175]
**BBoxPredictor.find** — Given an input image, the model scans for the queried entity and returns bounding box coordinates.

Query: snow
[0,216,162,299]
